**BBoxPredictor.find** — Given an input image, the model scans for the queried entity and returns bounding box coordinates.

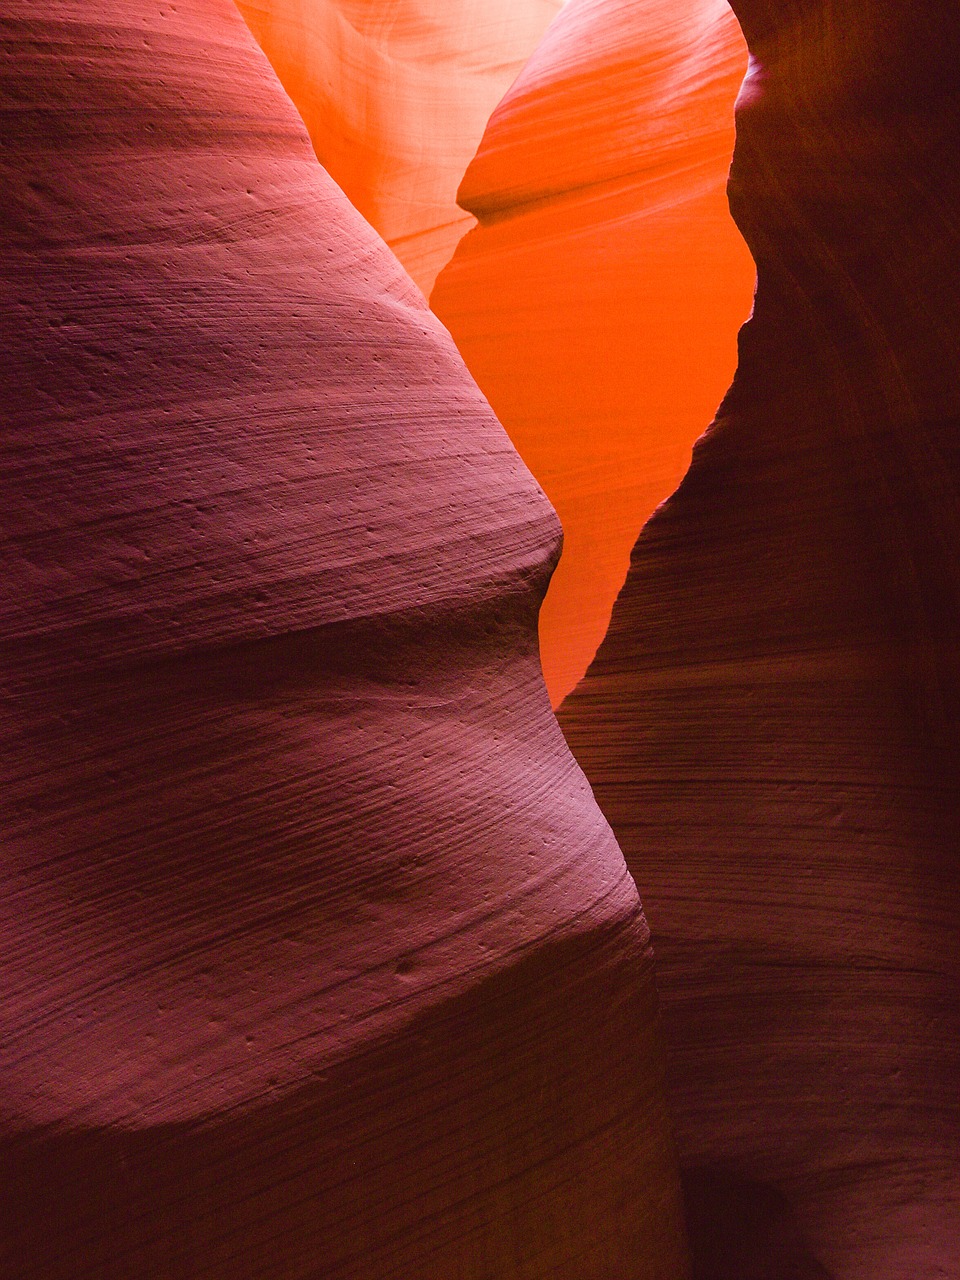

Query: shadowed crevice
[682,1169,835,1280]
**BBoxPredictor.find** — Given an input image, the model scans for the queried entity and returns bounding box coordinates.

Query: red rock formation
[560,1,960,1276]
[431,0,756,705]
[234,0,563,295]
[0,1,690,1276]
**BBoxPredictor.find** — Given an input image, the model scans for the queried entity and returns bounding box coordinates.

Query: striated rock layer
[234,0,563,295]
[560,1,960,1276]
[432,0,756,705]
[0,1,689,1276]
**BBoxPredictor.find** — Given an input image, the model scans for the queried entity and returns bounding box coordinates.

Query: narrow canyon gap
[432,0,757,705]
[233,0,756,707]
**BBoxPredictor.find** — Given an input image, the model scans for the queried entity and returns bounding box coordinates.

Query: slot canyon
[1,2,957,1280]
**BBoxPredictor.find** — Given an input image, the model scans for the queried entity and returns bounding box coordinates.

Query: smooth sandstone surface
[432,0,756,705]
[234,0,564,295]
[0,1,689,1276]
[560,1,960,1276]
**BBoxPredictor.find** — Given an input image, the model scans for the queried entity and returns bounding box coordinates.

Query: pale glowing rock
[235,0,564,294]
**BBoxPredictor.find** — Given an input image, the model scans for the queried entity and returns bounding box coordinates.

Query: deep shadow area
[682,1168,835,1280]
[0,923,686,1279]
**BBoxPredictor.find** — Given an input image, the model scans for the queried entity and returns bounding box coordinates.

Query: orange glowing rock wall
[560,0,960,1275]
[234,0,564,295]
[431,0,756,705]
[0,0,690,1275]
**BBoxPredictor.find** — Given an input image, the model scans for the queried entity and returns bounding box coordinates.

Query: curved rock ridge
[234,0,564,295]
[560,1,960,1276]
[432,0,756,705]
[0,1,689,1276]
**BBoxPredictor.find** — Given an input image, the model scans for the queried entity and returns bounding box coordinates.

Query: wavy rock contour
[432,0,756,704]
[560,1,960,1276]
[0,1,688,1276]
[234,0,563,295]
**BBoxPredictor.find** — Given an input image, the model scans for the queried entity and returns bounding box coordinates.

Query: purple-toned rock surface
[0,1,688,1276]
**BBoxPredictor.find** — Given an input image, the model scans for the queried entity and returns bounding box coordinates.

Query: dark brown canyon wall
[0,2,689,1276]
[560,2,960,1277]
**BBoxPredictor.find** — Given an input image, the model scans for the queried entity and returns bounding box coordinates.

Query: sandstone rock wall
[560,1,960,1275]
[0,2,688,1275]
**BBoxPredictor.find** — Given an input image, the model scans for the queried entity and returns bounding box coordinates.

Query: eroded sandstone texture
[432,0,756,704]
[0,2,689,1276]
[234,0,563,295]
[560,1,960,1276]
